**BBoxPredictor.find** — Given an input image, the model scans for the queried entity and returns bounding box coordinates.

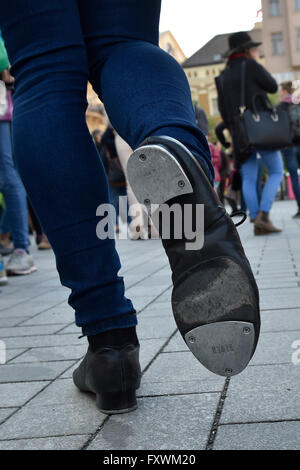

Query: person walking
[216,32,284,235]
[0,65,36,274]
[278,81,300,219]
[92,129,109,173]
[0,2,260,414]
[115,133,150,240]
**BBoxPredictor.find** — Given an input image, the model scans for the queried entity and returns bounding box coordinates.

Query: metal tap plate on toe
[185,321,255,377]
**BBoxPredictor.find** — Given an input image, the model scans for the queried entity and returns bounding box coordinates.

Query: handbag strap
[240,61,247,115]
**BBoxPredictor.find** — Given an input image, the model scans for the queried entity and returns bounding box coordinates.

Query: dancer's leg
[0,1,136,335]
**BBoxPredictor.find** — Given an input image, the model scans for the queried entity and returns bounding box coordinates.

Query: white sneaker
[6,249,37,276]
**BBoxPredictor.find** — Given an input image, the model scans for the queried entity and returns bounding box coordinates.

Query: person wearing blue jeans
[240,151,284,235]
[283,146,300,218]
[0,1,260,414]
[0,117,36,273]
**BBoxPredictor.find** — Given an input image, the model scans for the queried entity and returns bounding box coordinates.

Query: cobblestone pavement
[0,201,299,450]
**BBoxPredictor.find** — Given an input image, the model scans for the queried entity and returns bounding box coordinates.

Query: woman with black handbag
[216,32,286,235]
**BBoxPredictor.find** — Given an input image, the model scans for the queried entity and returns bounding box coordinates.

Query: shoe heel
[96,390,138,415]
[254,226,266,236]
[127,145,193,206]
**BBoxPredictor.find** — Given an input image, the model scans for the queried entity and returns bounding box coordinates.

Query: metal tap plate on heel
[185,321,255,377]
[127,145,193,207]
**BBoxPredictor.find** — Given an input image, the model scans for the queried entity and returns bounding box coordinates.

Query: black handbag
[233,61,292,154]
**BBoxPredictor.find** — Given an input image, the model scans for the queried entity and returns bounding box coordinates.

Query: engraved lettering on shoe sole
[212,344,235,354]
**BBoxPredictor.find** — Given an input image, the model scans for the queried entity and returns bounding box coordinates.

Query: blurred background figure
[216,32,284,235]
[92,129,108,173]
[0,59,36,275]
[114,133,150,240]
[278,81,300,219]
[193,101,209,137]
[28,199,51,250]
[101,125,129,235]
[207,136,222,193]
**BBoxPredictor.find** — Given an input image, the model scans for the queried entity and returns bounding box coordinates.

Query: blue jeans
[0,121,29,250]
[283,146,300,208]
[0,1,213,336]
[240,151,284,220]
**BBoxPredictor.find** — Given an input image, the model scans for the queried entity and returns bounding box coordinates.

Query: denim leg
[0,121,29,250]
[0,1,136,335]
[283,147,300,208]
[240,154,259,220]
[77,0,214,184]
[259,151,284,213]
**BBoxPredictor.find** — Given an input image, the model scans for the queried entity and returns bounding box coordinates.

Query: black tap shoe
[127,136,260,377]
[73,344,141,414]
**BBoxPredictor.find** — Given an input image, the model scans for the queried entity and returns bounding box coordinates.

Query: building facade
[261,0,300,82]
[159,31,186,64]
[182,23,264,118]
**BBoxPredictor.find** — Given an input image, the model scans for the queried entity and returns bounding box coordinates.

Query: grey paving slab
[0,324,61,338]
[250,330,300,365]
[258,280,299,289]
[0,402,106,440]
[0,408,17,424]
[126,285,171,298]
[139,302,172,317]
[260,309,300,332]
[140,351,225,395]
[19,307,74,326]
[11,344,87,363]
[4,333,84,349]
[0,302,56,318]
[260,296,300,310]
[214,421,300,450]
[0,381,49,407]
[0,435,89,450]
[137,316,176,340]
[220,364,300,424]
[139,338,169,371]
[5,348,29,363]
[0,317,30,327]
[0,361,74,383]
[88,393,219,450]
[163,331,188,352]
[26,377,96,407]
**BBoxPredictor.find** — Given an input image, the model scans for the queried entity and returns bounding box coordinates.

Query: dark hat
[226,31,262,56]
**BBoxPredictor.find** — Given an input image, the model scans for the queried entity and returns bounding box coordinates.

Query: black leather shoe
[73,344,141,414]
[127,136,260,377]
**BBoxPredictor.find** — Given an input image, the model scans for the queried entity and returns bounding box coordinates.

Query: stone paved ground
[0,200,299,450]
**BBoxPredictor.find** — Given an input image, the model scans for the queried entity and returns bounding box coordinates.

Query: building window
[214,53,221,62]
[194,71,198,78]
[269,0,280,16]
[272,33,284,55]
[295,0,300,11]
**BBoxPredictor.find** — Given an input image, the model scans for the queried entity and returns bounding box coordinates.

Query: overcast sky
[160,0,262,57]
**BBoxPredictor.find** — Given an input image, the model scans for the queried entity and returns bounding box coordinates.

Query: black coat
[216,57,278,166]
